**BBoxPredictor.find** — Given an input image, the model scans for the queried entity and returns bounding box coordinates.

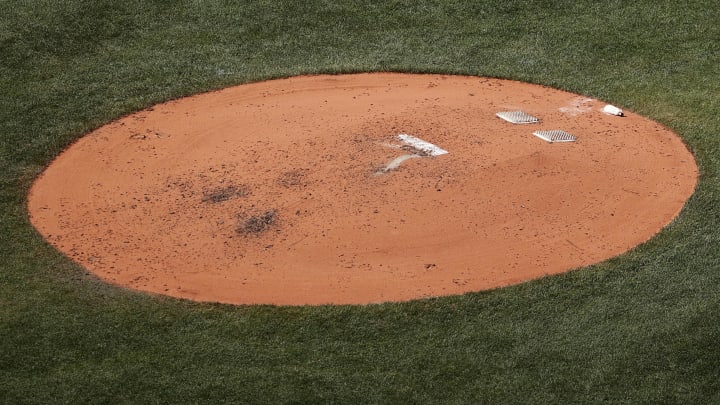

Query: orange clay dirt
[28,73,698,306]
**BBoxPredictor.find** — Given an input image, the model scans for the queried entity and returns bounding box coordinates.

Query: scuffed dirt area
[28,73,697,305]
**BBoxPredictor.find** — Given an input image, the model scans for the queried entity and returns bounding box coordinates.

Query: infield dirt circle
[28,73,697,305]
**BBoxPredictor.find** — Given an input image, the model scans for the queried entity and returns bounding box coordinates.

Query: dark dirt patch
[237,210,278,235]
[277,170,307,187]
[202,185,249,203]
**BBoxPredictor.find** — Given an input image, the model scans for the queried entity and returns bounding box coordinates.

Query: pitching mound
[28,73,697,305]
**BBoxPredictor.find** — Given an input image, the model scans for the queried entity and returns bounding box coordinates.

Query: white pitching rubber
[397,134,449,156]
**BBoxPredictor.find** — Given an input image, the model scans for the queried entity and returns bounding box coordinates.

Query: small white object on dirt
[602,104,624,116]
[376,154,421,175]
[397,134,449,156]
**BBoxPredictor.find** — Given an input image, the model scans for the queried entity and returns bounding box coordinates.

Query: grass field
[2,0,720,403]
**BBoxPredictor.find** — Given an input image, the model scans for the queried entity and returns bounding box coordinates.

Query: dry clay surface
[28,73,698,305]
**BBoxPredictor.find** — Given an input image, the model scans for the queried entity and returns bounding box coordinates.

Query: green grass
[2,0,720,403]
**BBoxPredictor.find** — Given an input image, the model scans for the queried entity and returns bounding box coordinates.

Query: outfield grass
[2,0,719,403]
